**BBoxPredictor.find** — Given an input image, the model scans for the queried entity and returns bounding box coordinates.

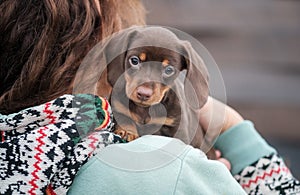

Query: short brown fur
[106,29,215,159]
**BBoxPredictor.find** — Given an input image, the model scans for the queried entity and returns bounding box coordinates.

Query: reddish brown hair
[0,0,145,114]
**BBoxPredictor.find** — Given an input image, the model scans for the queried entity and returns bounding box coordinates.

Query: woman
[0,0,299,194]
[0,0,145,194]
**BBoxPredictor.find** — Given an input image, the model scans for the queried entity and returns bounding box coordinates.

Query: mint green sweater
[68,121,299,194]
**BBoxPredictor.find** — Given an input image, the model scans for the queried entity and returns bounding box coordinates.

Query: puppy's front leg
[114,123,139,142]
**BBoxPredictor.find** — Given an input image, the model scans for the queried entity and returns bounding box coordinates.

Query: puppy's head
[105,26,209,109]
[123,47,184,107]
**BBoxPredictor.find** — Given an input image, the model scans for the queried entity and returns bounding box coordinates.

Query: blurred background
[142,0,300,178]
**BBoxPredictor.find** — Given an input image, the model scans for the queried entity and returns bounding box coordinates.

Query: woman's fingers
[217,158,231,170]
[215,150,231,170]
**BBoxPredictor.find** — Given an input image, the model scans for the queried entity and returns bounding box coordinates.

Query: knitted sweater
[1,94,299,194]
[0,94,122,194]
[216,122,300,194]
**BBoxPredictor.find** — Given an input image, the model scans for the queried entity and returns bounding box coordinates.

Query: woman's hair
[0,0,145,114]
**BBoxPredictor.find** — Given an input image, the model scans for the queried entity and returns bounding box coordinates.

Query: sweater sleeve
[214,120,300,194]
[174,147,247,195]
[214,120,276,175]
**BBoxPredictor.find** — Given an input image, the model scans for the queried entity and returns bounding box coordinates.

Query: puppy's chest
[129,101,180,128]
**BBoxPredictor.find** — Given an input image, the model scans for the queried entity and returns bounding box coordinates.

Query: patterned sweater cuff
[214,120,277,175]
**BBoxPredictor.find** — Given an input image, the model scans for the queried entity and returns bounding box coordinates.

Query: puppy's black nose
[136,86,153,101]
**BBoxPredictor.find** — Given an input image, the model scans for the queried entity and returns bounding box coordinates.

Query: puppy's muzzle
[136,83,154,101]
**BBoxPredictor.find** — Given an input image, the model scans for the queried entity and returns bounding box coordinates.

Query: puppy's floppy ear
[73,27,139,96]
[104,28,138,86]
[181,41,209,109]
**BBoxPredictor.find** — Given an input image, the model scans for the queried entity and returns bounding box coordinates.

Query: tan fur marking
[129,111,142,124]
[112,100,131,116]
[114,124,139,141]
[114,99,147,124]
[130,83,170,106]
[149,117,176,126]
[158,85,170,102]
[162,59,169,67]
[127,78,140,102]
[139,52,147,61]
[115,124,138,134]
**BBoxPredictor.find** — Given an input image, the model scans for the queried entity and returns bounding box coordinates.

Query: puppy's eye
[163,65,175,77]
[129,56,140,67]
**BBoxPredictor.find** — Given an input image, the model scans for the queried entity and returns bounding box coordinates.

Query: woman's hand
[215,150,231,170]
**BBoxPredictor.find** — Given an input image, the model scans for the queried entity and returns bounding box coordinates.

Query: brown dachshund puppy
[103,26,216,159]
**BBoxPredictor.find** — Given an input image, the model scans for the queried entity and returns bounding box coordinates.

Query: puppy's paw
[114,129,139,142]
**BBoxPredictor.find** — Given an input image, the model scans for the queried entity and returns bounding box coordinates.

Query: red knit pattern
[28,127,47,195]
[44,102,56,124]
[88,132,99,157]
[95,97,110,130]
[242,167,290,189]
